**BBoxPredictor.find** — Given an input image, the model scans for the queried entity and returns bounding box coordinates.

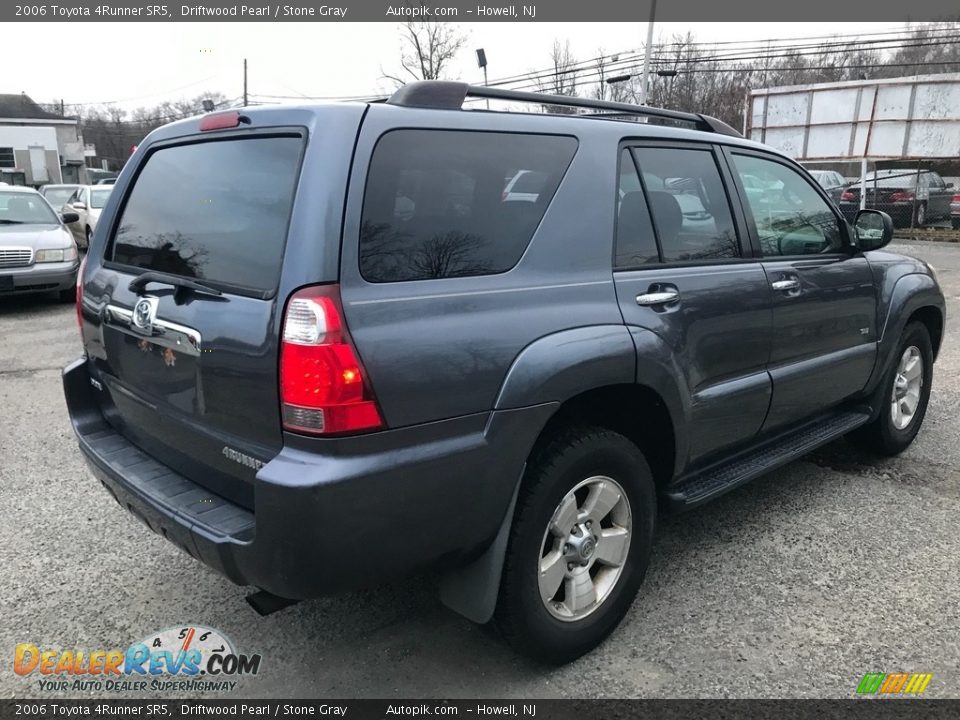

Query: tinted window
[111,136,302,293]
[631,147,739,263]
[360,130,577,283]
[730,153,843,257]
[615,150,658,268]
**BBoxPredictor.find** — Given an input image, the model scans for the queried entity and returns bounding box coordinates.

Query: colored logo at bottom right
[857,672,933,696]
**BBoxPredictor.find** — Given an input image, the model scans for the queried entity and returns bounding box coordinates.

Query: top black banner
[6,0,960,22]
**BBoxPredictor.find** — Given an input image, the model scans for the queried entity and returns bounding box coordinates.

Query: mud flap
[439,474,522,624]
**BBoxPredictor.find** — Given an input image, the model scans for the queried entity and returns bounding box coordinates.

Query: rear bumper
[0,260,78,295]
[63,357,553,599]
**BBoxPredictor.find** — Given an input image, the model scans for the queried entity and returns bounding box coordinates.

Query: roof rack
[386,81,742,138]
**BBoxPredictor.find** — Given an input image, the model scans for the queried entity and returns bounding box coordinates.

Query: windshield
[0,192,59,224]
[90,188,112,209]
[44,187,79,207]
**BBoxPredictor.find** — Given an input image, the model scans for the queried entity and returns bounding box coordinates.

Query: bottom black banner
[2,700,959,720]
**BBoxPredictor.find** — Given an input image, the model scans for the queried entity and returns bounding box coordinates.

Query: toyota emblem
[132,297,157,332]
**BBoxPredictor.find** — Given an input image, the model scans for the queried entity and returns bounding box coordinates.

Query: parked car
[0,186,80,300]
[64,81,945,664]
[807,169,847,204]
[839,169,954,227]
[62,185,112,249]
[40,183,82,210]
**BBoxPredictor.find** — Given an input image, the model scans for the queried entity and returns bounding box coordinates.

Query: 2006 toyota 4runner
[64,81,945,663]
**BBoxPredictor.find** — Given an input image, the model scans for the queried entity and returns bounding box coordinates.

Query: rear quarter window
[109,135,303,294]
[359,130,577,283]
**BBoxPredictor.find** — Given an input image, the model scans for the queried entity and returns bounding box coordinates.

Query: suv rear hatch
[81,124,308,509]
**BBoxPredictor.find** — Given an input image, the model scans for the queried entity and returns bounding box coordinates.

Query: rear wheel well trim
[439,383,678,625]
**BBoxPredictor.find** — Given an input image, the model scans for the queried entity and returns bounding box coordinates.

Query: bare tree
[383,17,467,87]
[536,40,580,114]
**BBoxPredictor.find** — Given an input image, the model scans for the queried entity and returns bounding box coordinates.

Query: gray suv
[63,82,945,664]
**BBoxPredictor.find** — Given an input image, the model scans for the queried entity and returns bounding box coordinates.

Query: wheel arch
[441,325,687,625]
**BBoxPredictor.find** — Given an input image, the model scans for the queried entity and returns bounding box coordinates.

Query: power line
[495,36,960,94]
[506,37,960,91]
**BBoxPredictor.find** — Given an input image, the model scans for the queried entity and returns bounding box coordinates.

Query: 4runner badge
[222,446,265,471]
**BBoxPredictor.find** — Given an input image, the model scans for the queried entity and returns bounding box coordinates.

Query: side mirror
[60,211,80,224]
[72,201,87,210]
[854,209,894,251]
[946,182,954,189]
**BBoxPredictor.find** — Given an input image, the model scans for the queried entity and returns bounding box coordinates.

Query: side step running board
[667,410,871,510]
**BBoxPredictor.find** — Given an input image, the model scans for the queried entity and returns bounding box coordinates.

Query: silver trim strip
[104,304,202,356]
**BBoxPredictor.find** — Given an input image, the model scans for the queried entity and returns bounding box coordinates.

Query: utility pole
[638,0,657,105]
[243,58,248,107]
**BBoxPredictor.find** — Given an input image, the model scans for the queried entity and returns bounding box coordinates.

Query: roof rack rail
[386,80,743,138]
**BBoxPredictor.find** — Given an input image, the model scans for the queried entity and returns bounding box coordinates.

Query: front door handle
[636,290,680,306]
[771,279,801,292]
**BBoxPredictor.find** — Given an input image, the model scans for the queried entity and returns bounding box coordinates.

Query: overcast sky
[10,22,912,110]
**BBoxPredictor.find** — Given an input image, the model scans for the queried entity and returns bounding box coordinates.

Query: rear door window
[631,147,740,263]
[359,130,577,283]
[110,135,303,294]
[615,149,659,268]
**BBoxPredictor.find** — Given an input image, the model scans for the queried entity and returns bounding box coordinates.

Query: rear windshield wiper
[128,271,223,297]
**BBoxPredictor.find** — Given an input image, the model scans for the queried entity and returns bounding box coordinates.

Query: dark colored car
[839,169,955,227]
[63,82,946,664]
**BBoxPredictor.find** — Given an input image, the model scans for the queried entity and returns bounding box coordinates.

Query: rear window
[866,172,922,188]
[110,136,302,293]
[360,130,577,283]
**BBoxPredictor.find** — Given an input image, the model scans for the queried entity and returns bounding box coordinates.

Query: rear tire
[495,426,656,664]
[847,322,932,456]
[913,202,927,228]
[952,217,960,230]
[84,227,92,249]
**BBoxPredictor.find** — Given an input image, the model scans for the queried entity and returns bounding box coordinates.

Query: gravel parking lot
[2,240,958,700]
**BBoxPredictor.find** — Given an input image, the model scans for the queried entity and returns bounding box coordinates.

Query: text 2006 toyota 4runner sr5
[64,82,945,663]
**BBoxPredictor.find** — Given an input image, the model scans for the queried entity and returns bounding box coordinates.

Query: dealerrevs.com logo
[14,626,261,693]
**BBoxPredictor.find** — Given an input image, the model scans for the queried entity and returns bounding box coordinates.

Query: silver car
[0,186,80,300]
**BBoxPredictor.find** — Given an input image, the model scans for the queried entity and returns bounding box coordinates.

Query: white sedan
[63,185,113,249]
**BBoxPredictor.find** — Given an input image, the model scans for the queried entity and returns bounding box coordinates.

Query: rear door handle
[771,279,800,292]
[636,290,679,306]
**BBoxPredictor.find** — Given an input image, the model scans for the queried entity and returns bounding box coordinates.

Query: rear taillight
[952,193,960,203]
[890,191,915,202]
[75,255,86,334]
[840,190,857,202]
[279,285,384,436]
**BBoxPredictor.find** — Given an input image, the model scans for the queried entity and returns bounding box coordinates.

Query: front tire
[848,321,933,456]
[495,426,656,664]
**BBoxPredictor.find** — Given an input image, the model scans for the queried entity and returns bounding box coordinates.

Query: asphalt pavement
[2,240,958,699]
